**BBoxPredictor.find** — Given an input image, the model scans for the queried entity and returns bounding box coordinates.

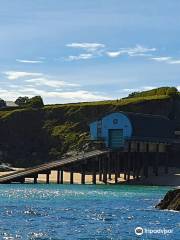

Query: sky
[0,0,180,104]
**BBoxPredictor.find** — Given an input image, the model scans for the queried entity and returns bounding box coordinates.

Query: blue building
[89,112,176,151]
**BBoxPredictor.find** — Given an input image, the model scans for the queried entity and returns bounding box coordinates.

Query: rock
[156,189,180,211]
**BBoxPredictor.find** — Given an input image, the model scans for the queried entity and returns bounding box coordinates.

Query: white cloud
[121,86,156,93]
[65,42,105,61]
[25,77,79,88]
[43,90,109,101]
[0,87,109,103]
[151,56,180,64]
[66,42,105,52]
[2,70,109,103]
[126,45,156,56]
[8,84,21,89]
[151,57,172,62]
[3,71,43,80]
[19,87,109,102]
[66,43,156,61]
[0,88,24,100]
[66,53,93,61]
[106,51,123,58]
[16,59,43,64]
[168,60,180,64]
[129,53,153,57]
[3,71,80,90]
[106,45,156,58]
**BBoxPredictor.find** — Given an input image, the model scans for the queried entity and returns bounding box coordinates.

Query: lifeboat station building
[89,112,177,152]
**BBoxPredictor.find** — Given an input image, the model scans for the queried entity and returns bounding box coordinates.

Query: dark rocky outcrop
[156,189,180,211]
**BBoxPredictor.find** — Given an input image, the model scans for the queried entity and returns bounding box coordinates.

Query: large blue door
[109,129,124,149]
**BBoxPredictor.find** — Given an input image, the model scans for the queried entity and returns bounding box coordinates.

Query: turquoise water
[0,185,179,240]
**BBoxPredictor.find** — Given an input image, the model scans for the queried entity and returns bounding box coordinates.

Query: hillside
[0,88,180,167]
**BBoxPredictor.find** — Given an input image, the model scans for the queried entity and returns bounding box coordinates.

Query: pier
[0,144,169,184]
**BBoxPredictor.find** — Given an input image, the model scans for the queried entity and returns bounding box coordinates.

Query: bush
[15,96,44,108]
[28,96,44,108]
[15,96,29,106]
[127,87,179,99]
[0,98,6,108]
[166,87,178,97]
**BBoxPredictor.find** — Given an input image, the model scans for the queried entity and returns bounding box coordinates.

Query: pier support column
[115,172,118,184]
[81,172,85,184]
[92,158,97,184]
[70,172,74,184]
[123,153,127,180]
[103,171,107,184]
[126,142,132,182]
[92,171,96,184]
[108,173,112,180]
[114,152,119,184]
[98,157,102,181]
[127,153,131,181]
[46,173,50,184]
[34,177,38,184]
[135,143,140,180]
[132,152,136,179]
[102,156,108,184]
[136,153,141,180]
[81,164,86,184]
[60,170,64,184]
[118,152,121,178]
[99,172,102,181]
[108,152,112,180]
[57,170,60,184]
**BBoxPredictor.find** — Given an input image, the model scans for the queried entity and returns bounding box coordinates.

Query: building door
[109,129,124,149]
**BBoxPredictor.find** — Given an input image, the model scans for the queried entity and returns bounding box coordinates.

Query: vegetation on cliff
[126,87,179,99]
[0,87,179,167]
[15,96,44,108]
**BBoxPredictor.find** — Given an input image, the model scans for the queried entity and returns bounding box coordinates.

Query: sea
[0,184,179,240]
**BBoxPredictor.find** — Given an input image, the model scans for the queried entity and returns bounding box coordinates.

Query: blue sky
[0,0,180,104]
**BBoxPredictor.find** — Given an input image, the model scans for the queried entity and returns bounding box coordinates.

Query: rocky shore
[156,188,180,211]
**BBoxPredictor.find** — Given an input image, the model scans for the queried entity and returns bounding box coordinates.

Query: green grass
[44,94,171,110]
[0,94,172,121]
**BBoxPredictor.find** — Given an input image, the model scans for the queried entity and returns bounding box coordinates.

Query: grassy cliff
[0,90,180,167]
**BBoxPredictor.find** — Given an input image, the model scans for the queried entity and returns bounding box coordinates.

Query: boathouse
[89,112,176,151]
